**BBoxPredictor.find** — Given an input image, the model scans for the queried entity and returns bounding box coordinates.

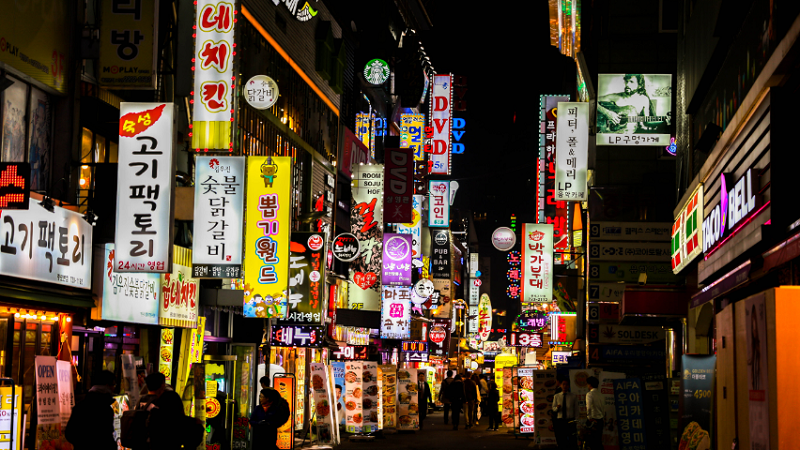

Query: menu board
[516,367,535,434]
[332,362,346,426]
[158,328,175,380]
[310,364,335,444]
[500,367,514,428]
[362,362,379,432]
[344,362,363,433]
[613,378,647,450]
[378,365,397,429]
[396,368,419,430]
[533,370,558,446]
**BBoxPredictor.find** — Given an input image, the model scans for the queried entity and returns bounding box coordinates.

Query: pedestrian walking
[471,374,482,426]
[478,375,490,425]
[464,374,478,428]
[250,388,292,450]
[146,373,201,450]
[418,371,433,430]
[446,374,466,430]
[553,379,578,450]
[486,377,500,431]
[65,370,117,450]
[585,376,605,450]
[439,370,455,425]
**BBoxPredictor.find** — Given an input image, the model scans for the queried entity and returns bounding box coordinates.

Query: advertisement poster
[380,286,412,339]
[35,356,63,449]
[283,232,325,324]
[400,113,425,160]
[569,367,604,419]
[0,385,23,450]
[115,103,175,273]
[100,243,160,324]
[243,156,291,318]
[600,371,626,450]
[596,74,672,146]
[332,362,346,426]
[350,164,384,300]
[613,378,647,450]
[362,362,379,432]
[679,355,714,450]
[381,233,413,286]
[501,367,514,427]
[517,367,535,433]
[192,156,245,278]
[532,370,558,446]
[274,375,296,449]
[378,365,397,429]
[310,363,335,444]
[344,362,363,433]
[521,223,554,303]
[746,294,769,450]
[429,74,453,175]
[555,102,589,201]
[159,251,199,328]
[427,181,450,227]
[397,195,423,260]
[397,368,419,430]
[383,148,413,223]
[158,328,175,380]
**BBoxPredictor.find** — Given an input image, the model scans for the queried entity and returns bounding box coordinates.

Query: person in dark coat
[464,375,478,428]
[417,371,433,430]
[250,388,291,449]
[486,378,500,431]
[66,370,117,450]
[145,373,188,450]
[446,374,466,430]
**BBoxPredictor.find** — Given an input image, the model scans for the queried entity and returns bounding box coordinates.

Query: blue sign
[452,116,466,154]
[614,378,648,450]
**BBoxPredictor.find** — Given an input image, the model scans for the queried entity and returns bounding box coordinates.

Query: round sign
[473,279,482,287]
[364,58,390,85]
[309,270,320,282]
[492,227,517,251]
[384,235,411,261]
[434,230,448,246]
[206,398,221,418]
[307,234,324,252]
[414,279,435,299]
[430,325,447,344]
[516,309,549,332]
[332,233,360,262]
[244,75,279,110]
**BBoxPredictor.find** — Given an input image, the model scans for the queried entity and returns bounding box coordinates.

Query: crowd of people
[436,370,500,431]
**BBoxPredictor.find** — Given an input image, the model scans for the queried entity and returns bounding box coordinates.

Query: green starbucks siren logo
[364,59,390,85]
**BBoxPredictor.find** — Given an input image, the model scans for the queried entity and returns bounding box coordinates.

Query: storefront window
[270,347,307,430]
[11,318,57,401]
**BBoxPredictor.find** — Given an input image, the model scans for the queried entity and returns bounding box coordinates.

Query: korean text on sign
[521,223,553,303]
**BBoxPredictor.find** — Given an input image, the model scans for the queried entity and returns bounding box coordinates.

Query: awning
[0,282,95,310]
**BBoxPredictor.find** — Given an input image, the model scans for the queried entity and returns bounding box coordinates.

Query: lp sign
[703,169,760,254]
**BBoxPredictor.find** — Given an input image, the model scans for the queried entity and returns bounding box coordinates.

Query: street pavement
[335,411,536,450]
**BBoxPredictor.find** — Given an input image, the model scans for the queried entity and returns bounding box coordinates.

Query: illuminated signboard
[364,59,390,85]
[380,286,412,339]
[671,184,703,274]
[400,114,425,160]
[507,332,543,347]
[555,102,589,201]
[507,251,521,300]
[703,169,761,255]
[428,180,450,227]
[244,75,279,110]
[332,345,368,360]
[596,74,673,146]
[401,350,428,362]
[283,232,325,324]
[516,310,548,332]
[382,233,413,286]
[192,0,236,151]
[428,74,453,175]
[397,195,423,260]
[452,114,466,154]
[549,313,577,344]
[552,351,571,365]
[538,95,569,223]
[430,230,451,279]
[0,162,30,209]
[401,341,429,353]
[384,148,413,223]
[477,294,492,341]
[350,164,384,293]
[271,325,326,347]
[521,223,554,303]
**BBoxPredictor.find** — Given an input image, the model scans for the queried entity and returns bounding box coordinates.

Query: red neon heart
[354,272,377,290]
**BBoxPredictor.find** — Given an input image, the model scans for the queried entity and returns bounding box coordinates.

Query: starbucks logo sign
[364,59,390,85]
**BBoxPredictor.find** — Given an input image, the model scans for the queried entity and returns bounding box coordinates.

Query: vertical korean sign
[382,233,412,286]
[273,375,295,449]
[115,103,175,273]
[192,0,236,150]
[521,224,553,303]
[614,378,647,450]
[381,286,412,339]
[538,95,569,223]
[400,114,425,161]
[350,165,384,299]
[429,74,453,175]
[35,356,61,447]
[0,384,23,450]
[428,181,450,227]
[430,230,451,279]
[192,156,245,278]
[99,0,158,88]
[555,102,588,201]
[284,232,325,323]
[384,148,413,223]
[397,195,423,260]
[244,157,291,318]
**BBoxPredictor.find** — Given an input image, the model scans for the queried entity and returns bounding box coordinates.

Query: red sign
[384,148,413,223]
[508,332,543,347]
[473,279,482,287]
[332,345,368,360]
[0,162,30,210]
[429,326,446,344]
[341,127,370,178]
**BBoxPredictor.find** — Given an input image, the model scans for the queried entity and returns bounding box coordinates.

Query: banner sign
[101,243,159,324]
[400,114,425,160]
[99,0,157,88]
[396,368,419,430]
[351,165,384,291]
[271,325,326,347]
[555,102,589,201]
[397,195,423,260]
[429,74,453,175]
[192,156,245,278]
[243,156,291,318]
[284,232,325,324]
[361,362,379,431]
[614,378,648,450]
[0,384,23,450]
[640,374,671,449]
[672,185,703,273]
[589,241,671,262]
[384,148,413,223]
[477,294,492,341]
[521,223,553,303]
[382,233,412,286]
[115,102,175,273]
[588,262,678,284]
[430,230,451,279]
[0,199,92,288]
[310,363,335,445]
[192,0,236,150]
[35,356,64,448]
[344,362,364,433]
[56,360,74,430]
[538,95,570,223]
[589,324,666,345]
[273,375,295,449]
[596,74,672,146]
[517,367,535,433]
[428,318,451,356]
[380,286,412,339]
[428,180,450,227]
[159,250,199,328]
[590,221,672,241]
[507,250,521,300]
[0,162,30,209]
[378,365,397,429]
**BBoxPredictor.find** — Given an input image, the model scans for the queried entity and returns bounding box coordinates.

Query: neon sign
[703,169,760,254]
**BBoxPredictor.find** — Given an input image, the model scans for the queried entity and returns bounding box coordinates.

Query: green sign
[588,262,679,284]
[364,59,390,85]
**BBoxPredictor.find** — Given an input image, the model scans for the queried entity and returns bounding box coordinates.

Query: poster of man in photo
[596,74,672,146]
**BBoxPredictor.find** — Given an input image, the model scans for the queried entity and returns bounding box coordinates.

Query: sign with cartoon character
[243,156,291,318]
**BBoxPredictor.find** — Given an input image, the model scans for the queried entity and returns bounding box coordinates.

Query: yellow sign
[494,354,517,412]
[244,156,291,318]
[159,328,175,380]
[206,380,218,398]
[98,0,157,88]
[400,113,425,160]
[205,397,221,418]
[0,0,70,93]
[0,386,23,449]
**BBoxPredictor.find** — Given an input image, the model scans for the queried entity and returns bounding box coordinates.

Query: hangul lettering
[130,239,154,257]
[222,176,239,194]
[207,243,225,257]
[132,136,161,154]
[259,266,277,284]
[201,175,219,194]
[256,237,278,263]
[57,227,70,266]
[111,30,145,60]
[259,194,279,219]
[132,214,156,234]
